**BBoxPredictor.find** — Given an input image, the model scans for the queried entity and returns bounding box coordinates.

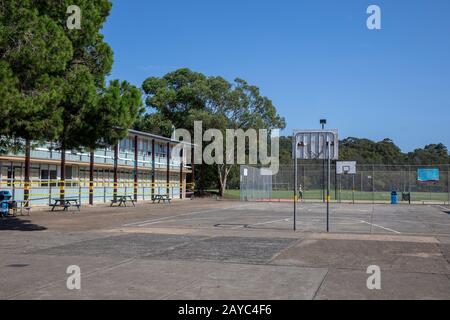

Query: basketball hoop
[292,129,339,233]
[336,161,357,175]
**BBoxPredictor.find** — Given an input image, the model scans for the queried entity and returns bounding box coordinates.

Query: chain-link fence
[240,165,272,201]
[241,163,450,204]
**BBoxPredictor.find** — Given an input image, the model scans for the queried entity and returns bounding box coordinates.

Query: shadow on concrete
[0,217,47,231]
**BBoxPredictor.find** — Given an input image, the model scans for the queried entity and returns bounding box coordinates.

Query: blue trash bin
[391,191,398,205]
[0,190,12,217]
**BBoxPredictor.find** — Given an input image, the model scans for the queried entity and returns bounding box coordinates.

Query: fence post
[372,164,375,204]
[447,164,450,205]
[334,161,337,201]
[361,171,363,192]
[352,174,355,204]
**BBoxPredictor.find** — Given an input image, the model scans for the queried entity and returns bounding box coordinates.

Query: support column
[113,144,118,201]
[180,148,183,199]
[151,139,155,197]
[24,139,31,203]
[60,149,65,200]
[89,151,94,205]
[191,146,195,189]
[166,142,170,196]
[134,135,138,201]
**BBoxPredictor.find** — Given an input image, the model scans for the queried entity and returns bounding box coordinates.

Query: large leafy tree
[142,68,212,131]
[1,1,141,201]
[215,78,285,195]
[133,112,174,138]
[279,136,450,166]
[80,80,143,150]
[0,1,73,200]
[31,1,141,199]
[0,1,74,142]
[408,144,450,165]
[339,137,406,164]
[38,0,115,198]
[79,79,142,204]
[142,68,286,196]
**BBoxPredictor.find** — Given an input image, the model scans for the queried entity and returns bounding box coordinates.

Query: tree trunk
[24,139,31,203]
[191,146,195,189]
[217,164,231,197]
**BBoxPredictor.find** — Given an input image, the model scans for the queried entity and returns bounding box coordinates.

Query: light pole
[320,119,327,202]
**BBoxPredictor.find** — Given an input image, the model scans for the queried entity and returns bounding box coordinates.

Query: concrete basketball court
[0,199,449,300]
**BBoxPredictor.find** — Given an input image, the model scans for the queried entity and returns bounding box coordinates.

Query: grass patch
[221,189,449,202]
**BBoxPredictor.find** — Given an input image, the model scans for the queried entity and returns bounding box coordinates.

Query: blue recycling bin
[0,190,12,217]
[391,190,398,205]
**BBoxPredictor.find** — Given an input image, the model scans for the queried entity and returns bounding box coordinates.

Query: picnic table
[110,195,135,207]
[185,189,195,200]
[50,198,80,212]
[11,200,32,216]
[152,194,172,204]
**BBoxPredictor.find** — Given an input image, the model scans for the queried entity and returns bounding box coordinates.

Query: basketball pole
[294,142,298,231]
[323,157,326,203]
[326,140,331,233]
[320,120,326,203]
[293,129,337,233]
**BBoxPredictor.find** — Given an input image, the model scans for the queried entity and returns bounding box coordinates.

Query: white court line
[436,205,449,212]
[233,218,292,229]
[358,220,401,234]
[122,204,255,227]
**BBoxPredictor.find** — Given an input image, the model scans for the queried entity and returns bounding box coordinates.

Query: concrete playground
[0,199,449,300]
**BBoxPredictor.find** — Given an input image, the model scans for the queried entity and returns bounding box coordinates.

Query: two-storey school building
[0,129,193,205]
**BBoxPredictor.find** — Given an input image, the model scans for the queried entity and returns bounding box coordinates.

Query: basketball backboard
[292,129,339,160]
[336,161,357,175]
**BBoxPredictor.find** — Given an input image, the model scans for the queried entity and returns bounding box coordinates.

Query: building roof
[127,129,195,147]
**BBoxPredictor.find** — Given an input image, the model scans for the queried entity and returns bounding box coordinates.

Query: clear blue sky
[102,0,450,152]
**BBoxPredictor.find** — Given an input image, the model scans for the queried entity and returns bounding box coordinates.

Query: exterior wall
[0,131,192,205]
